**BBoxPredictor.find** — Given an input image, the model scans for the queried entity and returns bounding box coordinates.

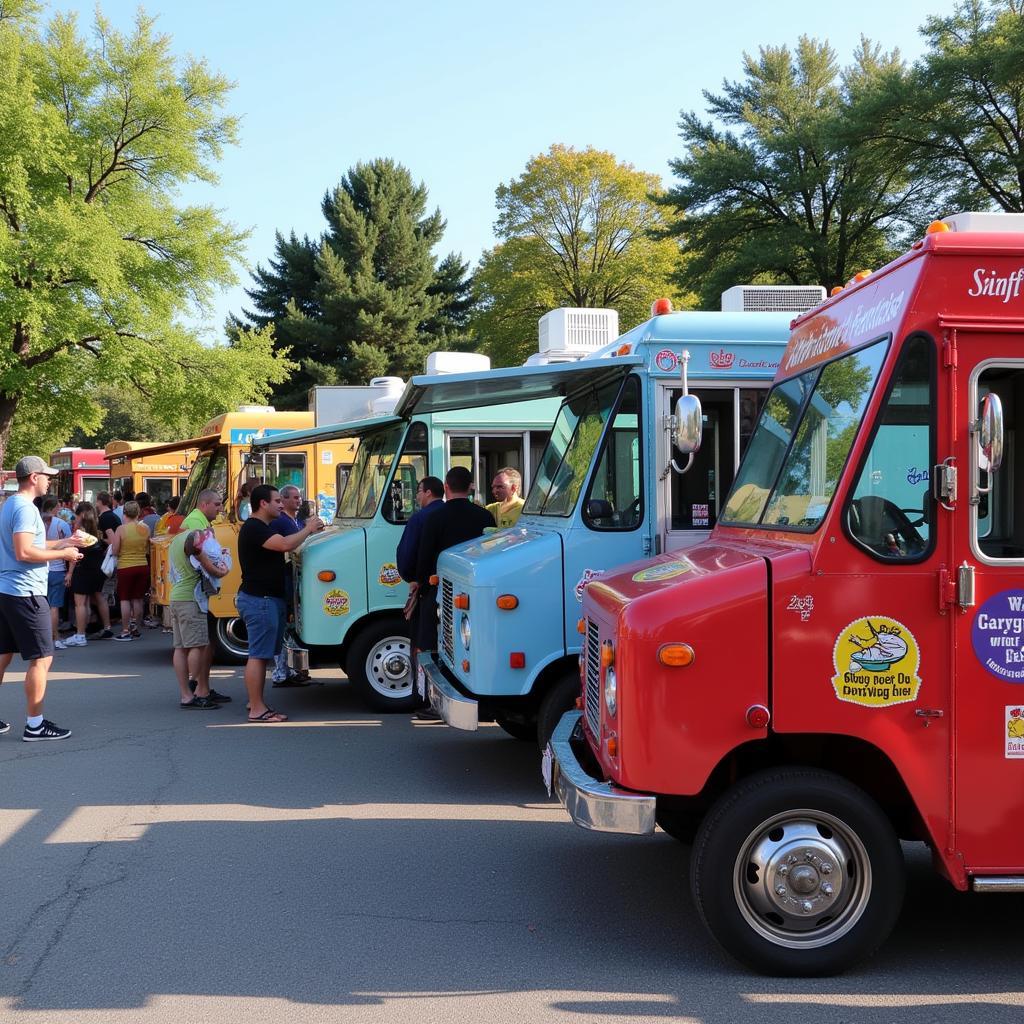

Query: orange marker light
[615,343,631,356]
[651,297,673,316]
[576,618,586,634]
[606,736,619,758]
[853,270,872,282]
[926,220,951,234]
[454,593,469,610]
[601,641,614,668]
[429,575,439,586]
[496,595,519,610]
[830,286,844,297]
[658,643,695,667]
[462,659,470,672]
[317,570,336,582]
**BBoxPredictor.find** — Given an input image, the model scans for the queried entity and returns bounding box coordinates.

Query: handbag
[100,546,117,578]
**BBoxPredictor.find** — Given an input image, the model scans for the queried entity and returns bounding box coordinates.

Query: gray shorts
[170,600,208,649]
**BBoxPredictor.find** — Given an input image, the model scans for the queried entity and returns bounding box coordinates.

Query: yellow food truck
[104,440,196,509]
[142,406,357,661]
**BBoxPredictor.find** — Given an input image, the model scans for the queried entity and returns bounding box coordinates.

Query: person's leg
[172,646,192,701]
[198,641,213,690]
[239,594,286,721]
[118,599,132,635]
[23,655,52,717]
[94,592,111,630]
[74,593,88,636]
[189,646,209,697]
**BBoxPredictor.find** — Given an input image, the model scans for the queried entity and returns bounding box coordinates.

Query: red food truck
[548,212,1024,976]
[49,448,109,503]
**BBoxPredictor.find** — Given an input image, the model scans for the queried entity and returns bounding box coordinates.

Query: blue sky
[53,0,948,338]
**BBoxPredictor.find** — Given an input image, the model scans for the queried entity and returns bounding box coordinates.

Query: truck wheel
[495,715,536,742]
[347,618,417,713]
[690,768,904,976]
[536,672,581,748]
[210,614,247,665]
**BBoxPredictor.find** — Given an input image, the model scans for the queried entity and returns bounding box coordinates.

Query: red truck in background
[547,211,1024,976]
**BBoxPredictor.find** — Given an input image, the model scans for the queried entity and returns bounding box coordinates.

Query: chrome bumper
[546,711,656,835]
[421,656,479,731]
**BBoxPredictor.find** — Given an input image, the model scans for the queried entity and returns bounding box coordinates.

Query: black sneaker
[207,689,232,703]
[180,696,219,710]
[97,629,114,640]
[23,719,71,741]
[0,719,10,735]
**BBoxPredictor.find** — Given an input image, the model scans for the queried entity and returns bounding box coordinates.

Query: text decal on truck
[831,616,921,707]
[972,591,1024,682]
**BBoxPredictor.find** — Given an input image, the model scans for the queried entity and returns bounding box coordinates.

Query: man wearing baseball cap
[0,456,84,741]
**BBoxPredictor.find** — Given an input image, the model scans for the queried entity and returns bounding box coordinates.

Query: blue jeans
[236,592,286,661]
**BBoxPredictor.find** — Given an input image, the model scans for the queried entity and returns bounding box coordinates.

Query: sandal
[248,708,288,723]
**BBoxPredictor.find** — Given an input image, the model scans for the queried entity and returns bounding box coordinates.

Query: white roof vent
[941,212,1024,232]
[425,351,491,375]
[721,285,826,313]
[368,377,405,417]
[538,308,619,356]
[237,404,276,414]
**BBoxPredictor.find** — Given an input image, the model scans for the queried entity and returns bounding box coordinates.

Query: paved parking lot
[1,635,1022,1023]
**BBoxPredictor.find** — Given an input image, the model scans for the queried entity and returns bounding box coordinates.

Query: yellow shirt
[118,521,150,569]
[485,498,525,529]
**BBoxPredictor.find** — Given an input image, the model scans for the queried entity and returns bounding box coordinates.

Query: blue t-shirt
[0,494,48,597]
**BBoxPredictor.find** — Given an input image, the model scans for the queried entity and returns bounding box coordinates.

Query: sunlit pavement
[1,634,1022,1023]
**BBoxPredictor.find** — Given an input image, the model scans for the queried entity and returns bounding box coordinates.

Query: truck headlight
[460,613,471,651]
[604,665,617,717]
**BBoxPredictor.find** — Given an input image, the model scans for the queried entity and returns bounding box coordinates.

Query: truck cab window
[584,376,642,530]
[975,366,1022,560]
[384,422,428,524]
[846,336,934,560]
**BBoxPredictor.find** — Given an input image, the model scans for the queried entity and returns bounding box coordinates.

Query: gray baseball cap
[14,455,58,478]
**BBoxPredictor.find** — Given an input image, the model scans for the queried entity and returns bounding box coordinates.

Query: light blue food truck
[419,287,826,744]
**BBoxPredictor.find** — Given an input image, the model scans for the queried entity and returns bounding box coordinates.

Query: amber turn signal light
[606,736,619,758]
[926,220,951,234]
[454,593,469,610]
[576,617,586,634]
[658,643,695,667]
[462,659,470,672]
[601,641,614,668]
[496,595,518,610]
[429,575,439,585]
[317,570,336,582]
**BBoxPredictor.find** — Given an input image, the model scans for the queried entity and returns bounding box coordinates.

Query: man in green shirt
[485,467,525,529]
[169,489,229,708]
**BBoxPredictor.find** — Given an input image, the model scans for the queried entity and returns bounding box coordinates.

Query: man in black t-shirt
[96,492,120,545]
[237,484,323,723]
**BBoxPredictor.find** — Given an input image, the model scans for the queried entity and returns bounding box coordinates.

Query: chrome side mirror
[671,350,703,456]
[979,393,1004,474]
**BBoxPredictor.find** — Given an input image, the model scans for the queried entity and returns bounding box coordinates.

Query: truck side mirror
[671,350,703,456]
[979,393,1004,474]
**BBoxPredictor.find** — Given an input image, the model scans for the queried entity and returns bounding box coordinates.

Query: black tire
[210,613,247,665]
[690,768,904,977]
[536,671,581,748]
[346,617,418,713]
[655,803,702,845]
[495,715,536,742]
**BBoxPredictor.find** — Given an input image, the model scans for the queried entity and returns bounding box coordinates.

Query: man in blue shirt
[0,457,84,741]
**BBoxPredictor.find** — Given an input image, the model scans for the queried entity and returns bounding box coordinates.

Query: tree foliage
[472,145,686,367]
[661,38,941,306]
[0,6,293,463]
[240,159,472,407]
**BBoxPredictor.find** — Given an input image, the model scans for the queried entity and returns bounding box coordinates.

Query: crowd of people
[0,453,525,739]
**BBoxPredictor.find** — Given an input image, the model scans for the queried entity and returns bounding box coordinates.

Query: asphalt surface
[0,631,1022,1024]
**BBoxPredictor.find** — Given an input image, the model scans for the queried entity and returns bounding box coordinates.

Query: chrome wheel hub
[367,637,412,697]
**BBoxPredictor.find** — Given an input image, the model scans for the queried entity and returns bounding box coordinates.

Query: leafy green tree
[0,5,293,464]
[661,38,941,307]
[241,159,473,407]
[866,0,1024,212]
[473,145,685,366]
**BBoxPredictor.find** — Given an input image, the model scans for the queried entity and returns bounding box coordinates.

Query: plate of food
[73,529,97,547]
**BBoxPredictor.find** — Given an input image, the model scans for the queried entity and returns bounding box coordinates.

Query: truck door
[954,346,1024,871]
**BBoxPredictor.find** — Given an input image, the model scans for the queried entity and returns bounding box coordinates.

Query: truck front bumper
[546,711,656,835]
[421,656,479,731]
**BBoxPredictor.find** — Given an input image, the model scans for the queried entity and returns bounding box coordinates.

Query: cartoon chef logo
[654,349,678,373]
[1007,706,1024,758]
[323,589,350,616]
[378,563,402,587]
[831,616,921,708]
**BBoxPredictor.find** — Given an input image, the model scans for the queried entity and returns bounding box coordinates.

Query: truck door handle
[915,708,944,727]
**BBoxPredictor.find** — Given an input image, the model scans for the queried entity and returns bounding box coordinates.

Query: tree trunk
[0,393,20,468]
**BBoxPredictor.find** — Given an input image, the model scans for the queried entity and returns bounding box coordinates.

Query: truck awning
[104,434,218,464]
[394,357,643,417]
[248,415,402,452]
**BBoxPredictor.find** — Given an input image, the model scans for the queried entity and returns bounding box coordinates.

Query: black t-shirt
[98,510,120,541]
[238,517,286,599]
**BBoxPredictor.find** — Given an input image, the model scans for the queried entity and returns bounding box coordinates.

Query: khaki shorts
[170,600,209,649]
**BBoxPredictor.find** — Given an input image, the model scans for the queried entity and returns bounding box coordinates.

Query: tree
[0,6,293,464]
[661,38,941,307]
[240,159,473,407]
[866,0,1024,212]
[472,145,685,367]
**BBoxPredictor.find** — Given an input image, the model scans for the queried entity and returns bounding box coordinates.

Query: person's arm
[261,516,324,552]
[415,513,441,586]
[110,524,123,556]
[396,514,422,582]
[13,532,83,564]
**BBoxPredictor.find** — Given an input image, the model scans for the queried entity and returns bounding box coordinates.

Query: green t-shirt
[169,508,210,602]
[485,498,524,530]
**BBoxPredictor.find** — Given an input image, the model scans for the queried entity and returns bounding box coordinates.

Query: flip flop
[247,708,288,723]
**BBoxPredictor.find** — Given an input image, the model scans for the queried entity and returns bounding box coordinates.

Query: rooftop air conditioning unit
[941,212,1024,232]
[721,285,826,314]
[424,351,491,375]
[538,308,619,356]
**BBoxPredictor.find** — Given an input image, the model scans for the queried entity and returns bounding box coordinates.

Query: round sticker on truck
[379,563,402,587]
[831,616,921,707]
[323,589,350,616]
[972,591,1024,682]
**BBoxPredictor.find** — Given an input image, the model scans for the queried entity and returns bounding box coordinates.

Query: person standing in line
[41,497,71,651]
[237,484,323,723]
[111,501,150,641]
[413,467,495,703]
[0,456,84,740]
[64,503,113,646]
[112,490,125,522]
[168,489,229,708]
[96,492,120,544]
[135,492,160,535]
[57,496,75,525]
[485,467,526,529]
[269,484,308,688]
[154,495,183,535]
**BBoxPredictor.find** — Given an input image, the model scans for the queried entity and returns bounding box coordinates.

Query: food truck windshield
[337,422,414,519]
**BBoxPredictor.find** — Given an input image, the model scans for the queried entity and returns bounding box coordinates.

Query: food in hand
[73,529,97,547]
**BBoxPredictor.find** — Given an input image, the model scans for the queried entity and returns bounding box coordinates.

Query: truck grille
[440,578,454,663]
[584,619,601,738]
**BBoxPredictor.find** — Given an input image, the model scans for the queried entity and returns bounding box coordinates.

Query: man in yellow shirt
[485,467,525,529]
